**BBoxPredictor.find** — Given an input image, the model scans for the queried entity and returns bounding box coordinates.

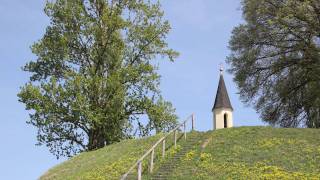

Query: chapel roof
[212,73,233,111]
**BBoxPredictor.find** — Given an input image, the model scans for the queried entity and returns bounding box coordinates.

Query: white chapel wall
[213,108,233,130]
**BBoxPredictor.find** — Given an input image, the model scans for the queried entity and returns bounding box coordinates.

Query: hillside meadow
[41,127,320,179]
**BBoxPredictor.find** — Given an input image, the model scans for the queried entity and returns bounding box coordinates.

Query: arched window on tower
[224,113,228,128]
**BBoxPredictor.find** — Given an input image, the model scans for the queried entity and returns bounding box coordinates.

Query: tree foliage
[228,0,320,128]
[18,0,178,158]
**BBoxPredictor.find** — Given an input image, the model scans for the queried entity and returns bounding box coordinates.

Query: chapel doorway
[224,113,228,128]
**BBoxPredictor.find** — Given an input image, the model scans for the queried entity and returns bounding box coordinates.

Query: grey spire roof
[212,74,233,111]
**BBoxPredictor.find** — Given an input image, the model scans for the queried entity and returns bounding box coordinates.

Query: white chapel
[212,66,233,130]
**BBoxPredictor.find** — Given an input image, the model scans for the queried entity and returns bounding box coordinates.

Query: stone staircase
[149,132,205,180]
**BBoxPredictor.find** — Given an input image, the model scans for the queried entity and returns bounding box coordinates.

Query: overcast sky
[0,1,264,179]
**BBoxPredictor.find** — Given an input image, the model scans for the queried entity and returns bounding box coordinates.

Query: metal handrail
[121,113,195,180]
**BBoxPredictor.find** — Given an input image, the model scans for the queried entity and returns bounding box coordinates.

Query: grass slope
[41,133,167,180]
[170,127,320,179]
[41,127,320,179]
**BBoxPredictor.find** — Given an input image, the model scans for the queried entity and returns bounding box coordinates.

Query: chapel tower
[212,66,233,130]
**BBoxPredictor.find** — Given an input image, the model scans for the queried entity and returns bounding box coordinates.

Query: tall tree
[18,0,178,158]
[228,0,320,128]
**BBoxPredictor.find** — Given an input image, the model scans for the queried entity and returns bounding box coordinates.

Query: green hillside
[40,133,169,179]
[41,127,320,179]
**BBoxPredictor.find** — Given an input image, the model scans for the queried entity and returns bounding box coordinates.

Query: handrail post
[184,121,186,140]
[192,113,195,131]
[150,149,154,173]
[162,139,166,158]
[121,114,195,179]
[138,161,142,180]
[174,130,177,148]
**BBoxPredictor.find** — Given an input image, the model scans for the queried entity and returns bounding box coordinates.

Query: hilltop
[41,127,320,179]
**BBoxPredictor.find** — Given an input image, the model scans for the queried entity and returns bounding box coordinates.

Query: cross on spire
[219,63,224,75]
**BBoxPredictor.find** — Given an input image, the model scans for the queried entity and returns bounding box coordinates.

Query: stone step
[152,175,171,178]
[153,175,170,177]
[148,133,208,179]
[157,166,177,169]
[173,154,187,157]
[152,176,169,178]
[153,172,172,175]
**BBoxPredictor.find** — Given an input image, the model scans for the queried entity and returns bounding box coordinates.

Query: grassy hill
[41,127,320,179]
[40,133,170,179]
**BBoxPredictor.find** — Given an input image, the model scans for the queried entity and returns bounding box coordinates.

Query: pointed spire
[212,66,233,111]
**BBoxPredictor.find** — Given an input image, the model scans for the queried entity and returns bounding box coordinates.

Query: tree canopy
[228,0,320,128]
[18,0,178,158]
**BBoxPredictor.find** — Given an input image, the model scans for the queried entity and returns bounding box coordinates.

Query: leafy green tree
[18,0,178,158]
[228,0,320,128]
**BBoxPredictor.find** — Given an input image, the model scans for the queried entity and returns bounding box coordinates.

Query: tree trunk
[88,129,106,150]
